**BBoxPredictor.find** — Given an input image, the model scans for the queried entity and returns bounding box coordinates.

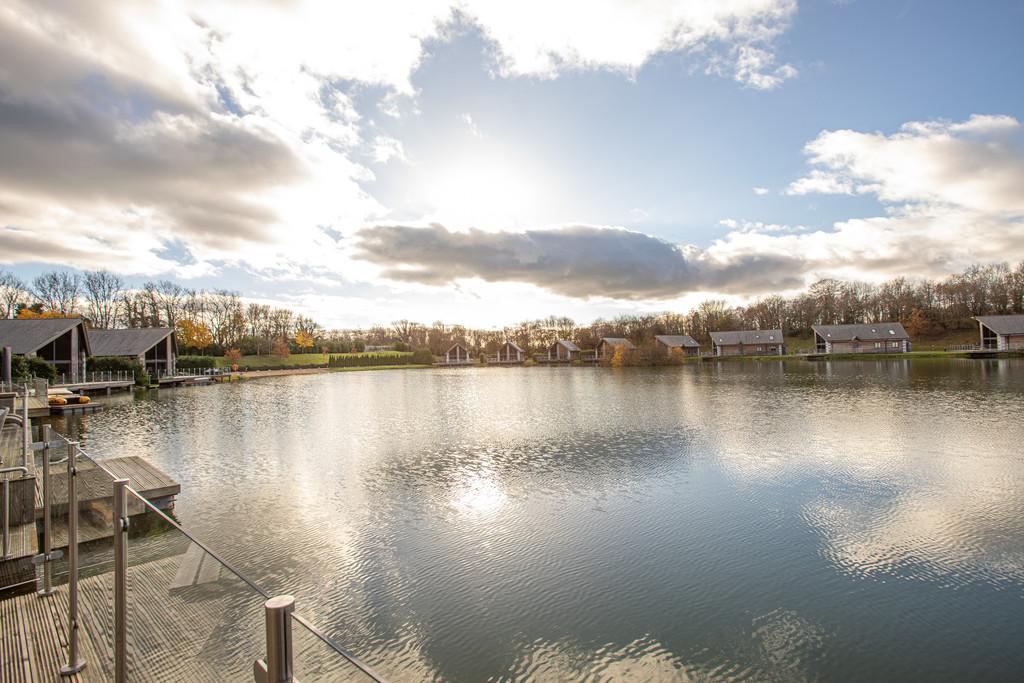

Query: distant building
[654,334,700,356]
[975,315,1024,351]
[0,318,91,382]
[89,327,177,375]
[497,341,526,362]
[548,340,580,361]
[597,337,636,359]
[712,329,785,356]
[812,323,909,354]
[444,343,471,364]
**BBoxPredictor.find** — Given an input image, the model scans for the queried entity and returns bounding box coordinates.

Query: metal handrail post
[38,424,55,597]
[21,383,30,473]
[113,478,129,683]
[254,595,296,683]
[60,442,86,676]
[1,478,8,560]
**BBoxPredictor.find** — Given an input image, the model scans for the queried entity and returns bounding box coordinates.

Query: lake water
[57,360,1024,681]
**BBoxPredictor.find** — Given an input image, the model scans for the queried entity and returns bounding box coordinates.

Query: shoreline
[223,351,1024,380]
[232,364,433,380]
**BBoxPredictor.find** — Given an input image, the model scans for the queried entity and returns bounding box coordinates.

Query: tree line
[1,261,1022,356]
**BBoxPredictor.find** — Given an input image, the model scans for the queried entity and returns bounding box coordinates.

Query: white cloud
[753,186,769,195]
[463,0,798,88]
[0,0,801,286]
[355,115,1024,304]
[459,113,483,138]
[372,136,407,164]
[786,114,1024,213]
[730,45,798,89]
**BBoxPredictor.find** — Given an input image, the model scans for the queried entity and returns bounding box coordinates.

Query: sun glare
[425,157,539,229]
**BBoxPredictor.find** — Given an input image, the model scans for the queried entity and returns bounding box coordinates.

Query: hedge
[177,355,217,369]
[327,351,421,368]
[90,356,149,386]
[10,356,57,382]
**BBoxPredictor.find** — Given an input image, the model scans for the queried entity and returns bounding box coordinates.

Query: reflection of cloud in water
[503,636,700,682]
[752,609,826,682]
[803,465,1024,586]
[694,361,1024,587]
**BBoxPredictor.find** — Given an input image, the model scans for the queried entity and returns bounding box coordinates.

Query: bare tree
[0,270,28,318]
[82,270,124,328]
[32,270,81,314]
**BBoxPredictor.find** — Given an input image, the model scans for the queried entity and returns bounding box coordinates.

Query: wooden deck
[155,375,213,387]
[2,548,368,682]
[1,553,266,682]
[13,395,49,419]
[34,456,180,518]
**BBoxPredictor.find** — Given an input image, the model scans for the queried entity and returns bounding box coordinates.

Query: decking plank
[35,456,179,517]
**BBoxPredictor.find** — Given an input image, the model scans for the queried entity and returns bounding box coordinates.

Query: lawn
[212,351,411,368]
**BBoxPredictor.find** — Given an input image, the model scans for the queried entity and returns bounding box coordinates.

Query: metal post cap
[265,595,295,611]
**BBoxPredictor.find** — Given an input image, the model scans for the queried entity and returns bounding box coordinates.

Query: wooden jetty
[1,417,180,593]
[53,379,135,395]
[155,374,213,388]
[33,456,180,521]
[48,403,104,416]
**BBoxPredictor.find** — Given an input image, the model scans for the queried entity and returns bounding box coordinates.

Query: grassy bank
[329,364,432,372]
[784,328,981,353]
[212,351,411,368]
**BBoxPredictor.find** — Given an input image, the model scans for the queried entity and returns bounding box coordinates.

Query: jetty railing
[34,427,386,682]
[156,367,230,379]
[54,370,133,386]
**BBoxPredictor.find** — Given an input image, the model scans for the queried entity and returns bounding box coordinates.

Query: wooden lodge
[0,318,91,383]
[547,340,580,361]
[654,334,700,356]
[597,337,635,359]
[712,329,785,356]
[812,323,909,354]
[443,342,472,364]
[975,315,1024,351]
[496,341,526,363]
[89,327,178,375]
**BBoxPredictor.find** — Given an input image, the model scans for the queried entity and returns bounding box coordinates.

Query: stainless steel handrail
[49,429,388,683]
[127,483,387,681]
[60,442,86,676]
[113,478,128,683]
[37,425,55,597]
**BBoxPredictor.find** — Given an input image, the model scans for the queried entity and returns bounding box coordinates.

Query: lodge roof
[502,341,525,353]
[975,314,1024,336]
[654,334,700,348]
[712,329,784,346]
[552,339,579,351]
[599,337,635,349]
[0,317,91,355]
[812,323,909,342]
[89,328,176,357]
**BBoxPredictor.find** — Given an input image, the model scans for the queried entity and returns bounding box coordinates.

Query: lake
[57,360,1024,681]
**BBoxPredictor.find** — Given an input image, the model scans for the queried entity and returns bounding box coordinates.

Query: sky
[1,0,1022,329]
